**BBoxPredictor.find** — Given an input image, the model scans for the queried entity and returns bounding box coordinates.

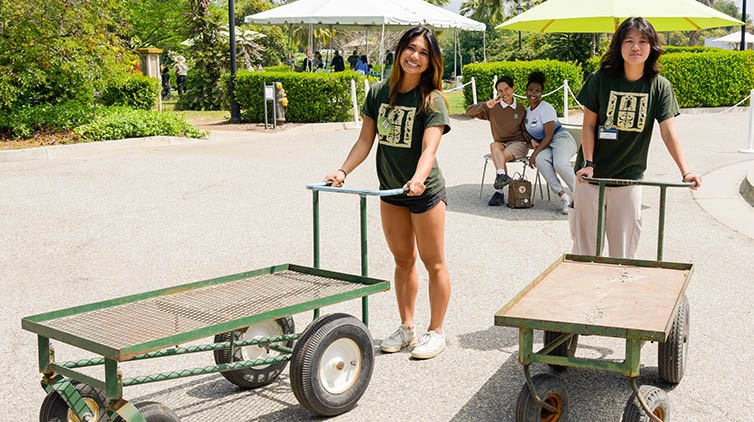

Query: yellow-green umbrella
[497,0,743,33]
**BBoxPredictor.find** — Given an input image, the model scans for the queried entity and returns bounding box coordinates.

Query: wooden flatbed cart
[22,183,403,422]
[495,178,695,422]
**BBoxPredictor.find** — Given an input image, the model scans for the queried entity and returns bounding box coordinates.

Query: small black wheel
[290,313,374,416]
[622,385,670,422]
[658,295,689,384]
[515,373,569,422]
[543,331,578,371]
[39,381,108,422]
[213,316,295,389]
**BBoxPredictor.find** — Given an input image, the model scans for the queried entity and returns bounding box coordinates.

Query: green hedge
[461,60,583,116]
[660,50,754,108]
[233,70,370,123]
[664,46,720,54]
[99,74,159,110]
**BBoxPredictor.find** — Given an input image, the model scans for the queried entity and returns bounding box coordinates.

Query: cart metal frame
[22,183,403,422]
[495,178,695,422]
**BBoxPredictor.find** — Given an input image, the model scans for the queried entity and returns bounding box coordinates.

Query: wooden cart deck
[495,254,693,342]
[22,263,390,361]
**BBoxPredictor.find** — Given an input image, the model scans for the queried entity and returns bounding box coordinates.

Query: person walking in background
[331,50,345,72]
[323,26,452,360]
[347,49,359,70]
[312,51,323,70]
[354,55,369,75]
[572,17,702,258]
[173,55,188,96]
[524,71,577,215]
[302,51,312,72]
[465,76,530,207]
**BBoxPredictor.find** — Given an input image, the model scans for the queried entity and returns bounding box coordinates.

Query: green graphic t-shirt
[575,70,679,180]
[362,79,450,198]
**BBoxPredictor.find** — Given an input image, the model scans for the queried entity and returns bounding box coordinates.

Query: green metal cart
[495,178,695,422]
[22,183,403,422]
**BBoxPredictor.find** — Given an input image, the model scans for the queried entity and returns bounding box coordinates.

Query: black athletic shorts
[380,188,447,214]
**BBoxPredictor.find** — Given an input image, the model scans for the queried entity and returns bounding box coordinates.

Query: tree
[0,0,135,111]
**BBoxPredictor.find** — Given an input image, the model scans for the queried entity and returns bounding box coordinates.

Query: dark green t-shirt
[575,70,679,180]
[362,79,450,198]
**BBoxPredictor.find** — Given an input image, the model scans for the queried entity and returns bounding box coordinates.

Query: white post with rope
[492,75,498,99]
[743,88,754,153]
[471,77,478,104]
[563,79,569,124]
[351,79,360,128]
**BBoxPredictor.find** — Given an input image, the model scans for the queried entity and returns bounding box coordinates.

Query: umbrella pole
[483,31,487,63]
[454,30,458,81]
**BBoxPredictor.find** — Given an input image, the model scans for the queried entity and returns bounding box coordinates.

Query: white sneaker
[560,193,571,215]
[410,330,446,359]
[380,325,416,353]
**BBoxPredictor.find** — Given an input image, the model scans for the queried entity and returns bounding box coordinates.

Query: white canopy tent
[244,0,486,76]
[705,31,754,50]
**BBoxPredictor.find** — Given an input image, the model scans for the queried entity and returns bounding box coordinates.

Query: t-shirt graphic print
[605,91,648,133]
[377,103,415,148]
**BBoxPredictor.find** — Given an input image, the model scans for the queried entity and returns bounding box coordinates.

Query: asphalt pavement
[1,109,753,421]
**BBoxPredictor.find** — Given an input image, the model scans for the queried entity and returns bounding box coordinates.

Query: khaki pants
[568,183,642,258]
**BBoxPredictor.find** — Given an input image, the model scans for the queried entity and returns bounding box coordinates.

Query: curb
[0,136,203,162]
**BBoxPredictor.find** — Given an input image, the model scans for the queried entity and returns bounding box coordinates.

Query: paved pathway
[1,110,753,421]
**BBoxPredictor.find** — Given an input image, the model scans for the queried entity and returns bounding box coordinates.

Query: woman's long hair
[600,17,664,78]
[388,26,448,113]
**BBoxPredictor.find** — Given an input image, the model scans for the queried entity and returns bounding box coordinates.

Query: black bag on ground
[507,174,532,208]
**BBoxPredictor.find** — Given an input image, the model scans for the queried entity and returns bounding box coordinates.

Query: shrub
[233,70,369,123]
[99,74,159,110]
[73,107,207,141]
[0,101,94,139]
[461,60,583,116]
[261,65,291,72]
[664,46,720,54]
[660,50,754,107]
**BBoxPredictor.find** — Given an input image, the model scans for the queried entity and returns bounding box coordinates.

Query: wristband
[584,160,595,168]
[682,172,691,179]
[337,168,348,178]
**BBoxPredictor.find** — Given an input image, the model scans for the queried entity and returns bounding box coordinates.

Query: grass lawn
[446,90,467,115]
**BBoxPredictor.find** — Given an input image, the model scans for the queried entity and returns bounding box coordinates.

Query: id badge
[598,126,618,140]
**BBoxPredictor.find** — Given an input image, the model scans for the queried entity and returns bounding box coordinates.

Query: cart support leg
[629,377,664,422]
[523,365,559,414]
[104,358,122,401]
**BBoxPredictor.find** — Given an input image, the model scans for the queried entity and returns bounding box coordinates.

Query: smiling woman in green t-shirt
[573,17,702,259]
[324,26,451,360]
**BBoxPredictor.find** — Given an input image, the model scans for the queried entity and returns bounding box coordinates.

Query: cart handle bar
[306,182,408,197]
[581,177,696,189]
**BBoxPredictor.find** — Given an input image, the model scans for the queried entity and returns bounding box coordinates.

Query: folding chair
[480,153,550,203]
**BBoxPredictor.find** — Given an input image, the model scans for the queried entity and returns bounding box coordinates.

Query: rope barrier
[444,80,473,93]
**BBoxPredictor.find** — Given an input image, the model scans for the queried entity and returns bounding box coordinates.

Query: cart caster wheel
[515,373,569,422]
[113,401,180,422]
[622,385,670,421]
[658,295,689,384]
[543,331,578,371]
[39,382,108,422]
[290,313,374,416]
[213,316,295,389]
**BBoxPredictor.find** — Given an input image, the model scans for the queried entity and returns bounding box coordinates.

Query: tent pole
[483,31,487,63]
[380,24,385,80]
[454,30,458,81]
[365,27,369,61]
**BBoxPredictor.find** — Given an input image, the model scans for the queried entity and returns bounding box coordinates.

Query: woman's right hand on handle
[324,169,346,187]
[575,166,594,184]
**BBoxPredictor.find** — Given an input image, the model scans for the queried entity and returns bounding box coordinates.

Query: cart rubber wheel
[658,295,689,384]
[543,331,578,371]
[39,382,108,422]
[621,385,670,422]
[112,401,180,421]
[290,313,374,416]
[515,373,569,422]
[213,316,295,389]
